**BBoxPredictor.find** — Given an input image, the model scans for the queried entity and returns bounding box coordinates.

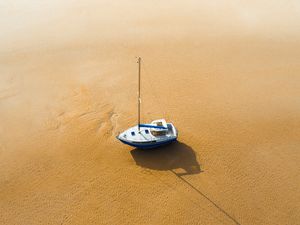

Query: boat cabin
[150,119,168,136]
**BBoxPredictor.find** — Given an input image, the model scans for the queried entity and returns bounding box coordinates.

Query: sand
[1,1,300,224]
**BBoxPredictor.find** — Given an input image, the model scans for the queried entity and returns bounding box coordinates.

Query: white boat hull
[117,120,178,149]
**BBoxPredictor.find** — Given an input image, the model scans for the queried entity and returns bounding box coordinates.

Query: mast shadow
[130,141,201,175]
[130,141,240,225]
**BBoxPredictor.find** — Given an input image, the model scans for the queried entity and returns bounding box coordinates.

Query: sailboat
[116,57,178,149]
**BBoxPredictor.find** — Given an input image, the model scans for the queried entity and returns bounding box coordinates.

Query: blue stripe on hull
[118,138,177,149]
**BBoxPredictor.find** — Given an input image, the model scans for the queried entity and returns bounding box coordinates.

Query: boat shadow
[131,142,241,224]
[130,141,201,175]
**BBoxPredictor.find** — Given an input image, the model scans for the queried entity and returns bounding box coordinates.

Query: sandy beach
[1,1,300,224]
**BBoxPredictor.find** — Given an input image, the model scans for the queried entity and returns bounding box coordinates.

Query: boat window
[145,129,149,134]
[131,131,135,136]
[156,122,163,126]
[150,130,167,136]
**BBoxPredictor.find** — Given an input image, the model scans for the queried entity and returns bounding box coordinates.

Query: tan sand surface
[1,1,300,224]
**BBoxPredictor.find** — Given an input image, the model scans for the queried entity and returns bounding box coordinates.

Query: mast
[138,57,141,131]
